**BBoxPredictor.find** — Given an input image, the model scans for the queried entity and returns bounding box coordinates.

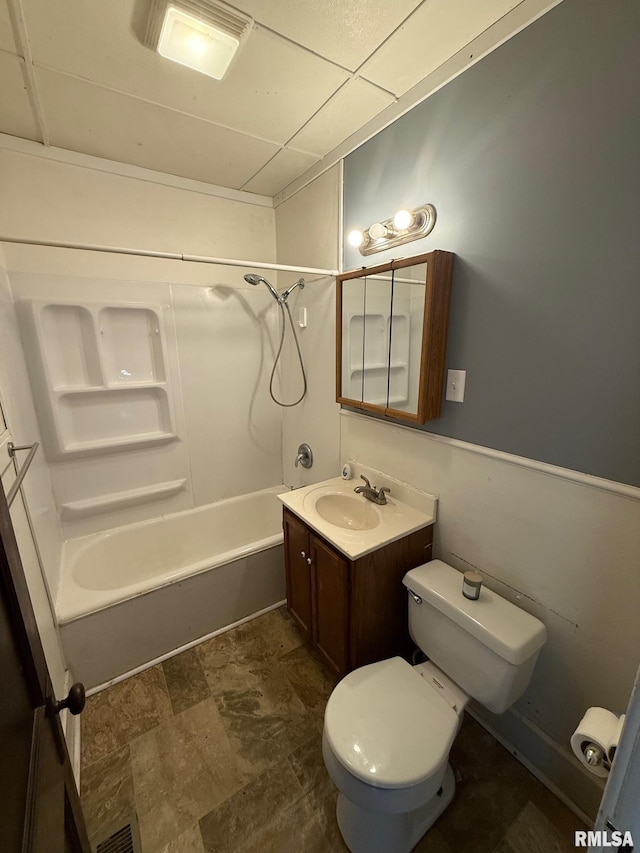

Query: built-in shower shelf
[18,298,178,460]
[60,478,187,520]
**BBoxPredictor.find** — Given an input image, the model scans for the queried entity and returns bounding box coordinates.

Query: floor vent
[94,814,141,853]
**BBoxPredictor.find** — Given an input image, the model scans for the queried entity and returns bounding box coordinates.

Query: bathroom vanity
[279,477,436,677]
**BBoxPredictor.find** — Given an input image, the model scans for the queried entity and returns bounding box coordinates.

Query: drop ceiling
[0,0,559,199]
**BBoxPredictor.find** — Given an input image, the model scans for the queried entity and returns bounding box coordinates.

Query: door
[0,462,90,851]
[311,534,349,676]
[592,664,640,850]
[283,509,313,637]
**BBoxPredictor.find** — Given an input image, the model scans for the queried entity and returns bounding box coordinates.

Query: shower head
[244,272,281,302]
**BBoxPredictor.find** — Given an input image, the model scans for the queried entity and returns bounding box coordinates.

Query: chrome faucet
[353,475,391,505]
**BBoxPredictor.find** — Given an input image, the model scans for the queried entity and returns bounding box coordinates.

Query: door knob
[54,682,86,716]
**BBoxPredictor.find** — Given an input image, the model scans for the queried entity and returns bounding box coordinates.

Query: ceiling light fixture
[348,204,437,256]
[144,0,253,80]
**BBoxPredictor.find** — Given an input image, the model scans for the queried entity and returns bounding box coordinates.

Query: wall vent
[94,814,141,853]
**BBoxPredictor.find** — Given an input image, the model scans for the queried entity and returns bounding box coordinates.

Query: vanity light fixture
[349,204,437,256]
[144,0,253,80]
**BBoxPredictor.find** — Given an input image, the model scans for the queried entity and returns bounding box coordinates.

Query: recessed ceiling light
[145,0,253,80]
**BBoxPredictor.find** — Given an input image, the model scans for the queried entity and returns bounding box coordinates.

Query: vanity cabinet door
[310,534,349,677]
[283,509,313,638]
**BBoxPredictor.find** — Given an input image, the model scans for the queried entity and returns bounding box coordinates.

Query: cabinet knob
[306,557,312,565]
[301,550,307,559]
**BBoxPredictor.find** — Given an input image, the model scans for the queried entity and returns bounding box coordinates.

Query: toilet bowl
[323,656,466,853]
[323,560,548,852]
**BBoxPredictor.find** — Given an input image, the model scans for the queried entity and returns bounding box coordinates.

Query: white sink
[313,492,380,531]
[279,476,436,560]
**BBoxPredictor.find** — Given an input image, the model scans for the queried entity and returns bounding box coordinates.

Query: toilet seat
[324,657,459,790]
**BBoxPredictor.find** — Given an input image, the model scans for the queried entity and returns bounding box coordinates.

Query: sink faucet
[353,475,391,505]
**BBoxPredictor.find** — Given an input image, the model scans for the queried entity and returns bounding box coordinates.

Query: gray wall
[343,0,640,487]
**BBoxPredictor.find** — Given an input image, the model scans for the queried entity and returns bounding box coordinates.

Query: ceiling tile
[0,53,40,140]
[289,78,396,157]
[361,0,523,96]
[234,0,423,71]
[0,1,18,54]
[21,0,349,144]
[241,147,319,196]
[37,69,280,189]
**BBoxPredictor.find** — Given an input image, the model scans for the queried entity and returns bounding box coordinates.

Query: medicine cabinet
[336,250,454,424]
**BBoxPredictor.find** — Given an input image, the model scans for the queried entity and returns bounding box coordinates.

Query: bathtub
[57,486,286,689]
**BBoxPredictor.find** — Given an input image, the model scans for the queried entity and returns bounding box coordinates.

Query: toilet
[322,560,547,853]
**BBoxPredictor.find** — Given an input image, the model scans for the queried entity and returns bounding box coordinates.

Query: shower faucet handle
[295,443,313,469]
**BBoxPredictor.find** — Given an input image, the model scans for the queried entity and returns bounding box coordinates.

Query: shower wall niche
[20,300,177,460]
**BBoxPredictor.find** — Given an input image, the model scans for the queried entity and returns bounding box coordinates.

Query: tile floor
[80,606,587,852]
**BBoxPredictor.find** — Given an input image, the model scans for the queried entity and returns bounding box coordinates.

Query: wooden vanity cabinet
[283,507,433,677]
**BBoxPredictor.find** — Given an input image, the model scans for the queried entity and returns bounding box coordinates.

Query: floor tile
[80,610,587,853]
[80,744,136,847]
[163,647,211,715]
[159,823,206,853]
[199,758,304,853]
[213,660,318,777]
[232,792,333,853]
[81,665,172,767]
[196,608,302,694]
[278,643,337,723]
[287,731,335,811]
[130,697,249,851]
[505,800,578,853]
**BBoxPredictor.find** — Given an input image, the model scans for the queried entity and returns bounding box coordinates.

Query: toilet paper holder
[571,708,625,777]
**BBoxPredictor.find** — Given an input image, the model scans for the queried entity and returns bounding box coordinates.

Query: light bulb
[348,229,365,248]
[393,209,414,231]
[186,32,208,57]
[368,222,389,240]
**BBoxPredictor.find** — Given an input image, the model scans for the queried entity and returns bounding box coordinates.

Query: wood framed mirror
[336,250,454,424]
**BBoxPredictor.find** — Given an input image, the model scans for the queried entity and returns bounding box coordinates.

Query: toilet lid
[324,657,459,789]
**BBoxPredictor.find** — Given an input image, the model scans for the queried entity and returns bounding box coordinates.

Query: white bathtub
[57,486,286,688]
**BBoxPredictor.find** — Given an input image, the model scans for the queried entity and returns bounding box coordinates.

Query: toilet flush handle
[407,589,422,605]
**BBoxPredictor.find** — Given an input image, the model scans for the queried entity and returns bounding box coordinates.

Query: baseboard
[468,704,604,825]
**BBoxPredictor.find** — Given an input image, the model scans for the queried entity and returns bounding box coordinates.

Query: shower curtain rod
[0,236,339,277]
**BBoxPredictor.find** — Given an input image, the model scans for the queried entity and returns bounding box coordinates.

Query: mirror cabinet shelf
[336,249,454,424]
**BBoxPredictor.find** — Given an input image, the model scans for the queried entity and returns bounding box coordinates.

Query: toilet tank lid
[403,561,547,665]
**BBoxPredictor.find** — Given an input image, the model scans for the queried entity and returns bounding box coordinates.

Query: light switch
[446,369,466,402]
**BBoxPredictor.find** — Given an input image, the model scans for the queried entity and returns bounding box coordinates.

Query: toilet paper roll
[571,707,622,777]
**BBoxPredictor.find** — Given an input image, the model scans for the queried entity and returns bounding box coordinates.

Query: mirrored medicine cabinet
[336,250,454,424]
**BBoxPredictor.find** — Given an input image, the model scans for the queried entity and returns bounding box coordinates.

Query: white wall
[276,164,341,487]
[341,410,640,817]
[1,144,282,558]
[0,247,67,696]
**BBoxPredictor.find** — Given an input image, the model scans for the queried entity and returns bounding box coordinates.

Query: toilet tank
[403,561,547,714]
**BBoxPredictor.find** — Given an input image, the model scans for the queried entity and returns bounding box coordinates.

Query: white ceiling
[0,0,557,199]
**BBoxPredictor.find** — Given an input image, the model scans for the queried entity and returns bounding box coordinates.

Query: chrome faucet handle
[359,474,371,488]
[378,486,390,497]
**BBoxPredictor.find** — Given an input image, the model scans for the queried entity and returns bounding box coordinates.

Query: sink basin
[279,476,436,560]
[314,493,380,531]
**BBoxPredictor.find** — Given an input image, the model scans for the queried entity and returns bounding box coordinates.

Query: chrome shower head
[243,273,281,302]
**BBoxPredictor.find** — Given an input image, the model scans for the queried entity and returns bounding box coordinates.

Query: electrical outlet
[446,369,466,402]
